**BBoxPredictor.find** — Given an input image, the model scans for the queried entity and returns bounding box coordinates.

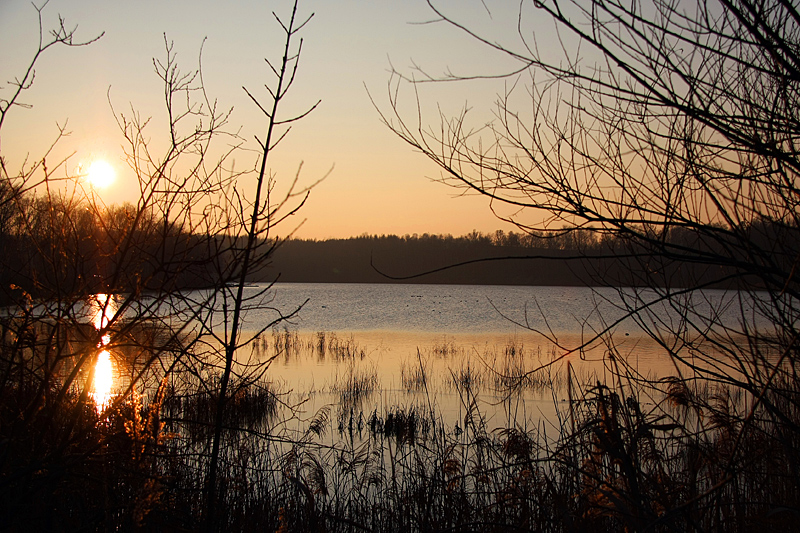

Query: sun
[85,160,116,189]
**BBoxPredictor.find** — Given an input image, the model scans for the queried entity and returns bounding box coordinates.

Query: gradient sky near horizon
[0,0,550,239]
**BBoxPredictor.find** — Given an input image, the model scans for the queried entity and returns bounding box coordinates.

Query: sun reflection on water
[92,294,114,331]
[91,349,114,411]
[89,294,117,412]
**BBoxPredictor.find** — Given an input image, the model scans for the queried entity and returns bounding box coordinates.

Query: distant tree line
[265,225,780,288]
[1,178,787,295]
[0,187,230,303]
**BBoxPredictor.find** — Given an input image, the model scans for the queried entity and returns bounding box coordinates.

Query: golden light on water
[91,349,114,411]
[90,294,117,412]
[93,293,114,331]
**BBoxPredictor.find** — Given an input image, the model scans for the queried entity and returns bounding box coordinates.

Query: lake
[67,282,772,436]
[219,282,769,436]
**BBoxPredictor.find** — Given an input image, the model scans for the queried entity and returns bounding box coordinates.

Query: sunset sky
[0,0,548,239]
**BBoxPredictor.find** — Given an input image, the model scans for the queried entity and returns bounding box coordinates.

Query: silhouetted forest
[0,189,243,303]
[265,228,756,288]
[0,183,778,297]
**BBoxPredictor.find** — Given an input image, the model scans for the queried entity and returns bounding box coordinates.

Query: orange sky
[0,0,551,239]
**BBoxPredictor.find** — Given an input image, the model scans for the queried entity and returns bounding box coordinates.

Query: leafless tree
[199,1,323,528]
[0,1,321,529]
[379,0,800,527]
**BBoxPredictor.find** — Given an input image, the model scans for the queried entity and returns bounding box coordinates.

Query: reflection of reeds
[400,357,428,392]
[331,362,378,411]
[449,358,483,392]
[435,343,567,396]
[315,331,325,359]
[272,329,303,360]
[430,338,463,357]
[268,330,366,361]
[162,374,280,444]
[324,332,365,360]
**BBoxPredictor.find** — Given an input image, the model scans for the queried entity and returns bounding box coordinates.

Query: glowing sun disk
[86,160,115,188]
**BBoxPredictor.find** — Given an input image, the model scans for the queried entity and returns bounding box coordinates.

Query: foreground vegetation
[2,0,800,530]
[3,324,798,531]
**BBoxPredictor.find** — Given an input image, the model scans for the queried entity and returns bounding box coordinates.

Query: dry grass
[4,322,800,532]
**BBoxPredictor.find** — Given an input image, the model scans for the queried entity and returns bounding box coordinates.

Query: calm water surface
[68,283,769,430]
[229,283,768,432]
[258,283,634,333]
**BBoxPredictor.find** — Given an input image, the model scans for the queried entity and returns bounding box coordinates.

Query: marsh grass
[421,339,571,396]
[247,335,800,532]
[162,372,281,444]
[331,361,379,411]
[430,338,464,358]
[271,329,305,361]
[366,405,433,444]
[400,354,429,392]
[308,331,367,361]
[4,325,800,531]
[448,358,485,393]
